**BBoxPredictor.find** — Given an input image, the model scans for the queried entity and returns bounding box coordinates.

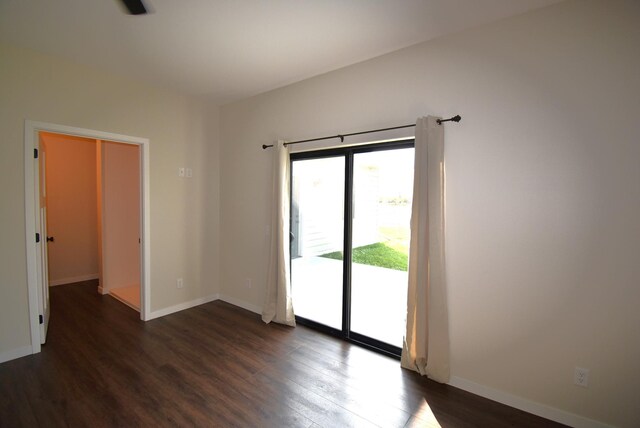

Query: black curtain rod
[261,115,461,149]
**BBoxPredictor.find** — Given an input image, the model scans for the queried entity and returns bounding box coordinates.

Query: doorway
[290,139,414,357]
[24,121,150,354]
[41,134,142,311]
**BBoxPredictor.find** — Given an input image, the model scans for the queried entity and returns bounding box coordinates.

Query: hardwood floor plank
[0,281,568,428]
[287,344,425,413]
[250,369,379,428]
[262,360,411,427]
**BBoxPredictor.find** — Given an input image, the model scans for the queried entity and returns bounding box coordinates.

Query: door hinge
[34,148,39,159]
[39,315,43,324]
[35,233,40,243]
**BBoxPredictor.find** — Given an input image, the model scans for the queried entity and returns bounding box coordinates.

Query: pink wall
[101,141,140,291]
[40,133,99,284]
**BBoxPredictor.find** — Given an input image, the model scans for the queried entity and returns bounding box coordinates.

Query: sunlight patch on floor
[408,399,442,427]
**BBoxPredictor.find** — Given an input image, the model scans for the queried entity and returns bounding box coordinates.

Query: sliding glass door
[291,140,414,356]
[290,156,344,330]
[350,148,413,348]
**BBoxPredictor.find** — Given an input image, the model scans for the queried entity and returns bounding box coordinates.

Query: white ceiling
[0,0,562,105]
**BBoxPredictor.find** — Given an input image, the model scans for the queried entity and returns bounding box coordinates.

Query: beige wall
[0,41,220,358]
[101,141,140,293]
[219,1,640,427]
[40,132,99,285]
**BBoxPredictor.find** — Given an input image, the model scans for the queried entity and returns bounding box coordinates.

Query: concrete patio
[292,256,408,348]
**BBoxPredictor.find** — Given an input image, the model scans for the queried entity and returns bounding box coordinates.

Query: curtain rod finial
[437,114,462,125]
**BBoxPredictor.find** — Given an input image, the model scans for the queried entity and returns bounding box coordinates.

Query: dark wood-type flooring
[0,281,566,427]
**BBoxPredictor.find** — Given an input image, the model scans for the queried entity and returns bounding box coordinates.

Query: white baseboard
[146,293,220,321]
[0,345,33,364]
[449,376,615,428]
[145,293,261,322]
[218,294,261,315]
[49,273,99,286]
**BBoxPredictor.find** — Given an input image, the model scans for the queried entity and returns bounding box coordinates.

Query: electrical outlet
[177,278,184,289]
[574,367,589,387]
[245,278,252,289]
[186,167,193,178]
[178,168,185,177]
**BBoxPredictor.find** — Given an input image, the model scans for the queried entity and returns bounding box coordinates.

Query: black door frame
[290,139,414,358]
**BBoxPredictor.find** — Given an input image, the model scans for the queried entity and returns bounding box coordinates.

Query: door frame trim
[24,120,151,354]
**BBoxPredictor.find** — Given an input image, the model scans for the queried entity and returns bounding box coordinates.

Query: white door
[35,142,50,343]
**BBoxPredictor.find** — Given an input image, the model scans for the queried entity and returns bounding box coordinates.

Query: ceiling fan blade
[120,0,148,15]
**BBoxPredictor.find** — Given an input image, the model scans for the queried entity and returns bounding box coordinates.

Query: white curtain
[401,116,450,383]
[262,141,296,326]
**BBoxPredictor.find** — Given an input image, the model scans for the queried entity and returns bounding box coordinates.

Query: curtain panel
[401,116,450,383]
[262,141,296,326]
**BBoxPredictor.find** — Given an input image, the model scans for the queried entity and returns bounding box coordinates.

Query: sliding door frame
[290,139,414,358]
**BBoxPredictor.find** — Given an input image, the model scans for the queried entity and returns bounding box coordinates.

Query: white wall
[219,1,640,427]
[0,41,220,359]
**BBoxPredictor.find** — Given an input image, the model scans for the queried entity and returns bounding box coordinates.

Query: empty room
[0,1,638,427]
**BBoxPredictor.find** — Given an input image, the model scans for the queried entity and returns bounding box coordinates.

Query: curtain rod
[261,115,461,149]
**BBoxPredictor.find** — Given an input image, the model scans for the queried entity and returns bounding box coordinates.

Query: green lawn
[320,241,408,271]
